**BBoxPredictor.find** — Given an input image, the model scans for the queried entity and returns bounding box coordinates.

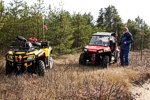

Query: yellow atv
[5,36,53,76]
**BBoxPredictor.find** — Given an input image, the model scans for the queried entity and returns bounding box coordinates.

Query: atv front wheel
[102,56,109,68]
[36,60,45,76]
[6,62,14,75]
[79,53,86,65]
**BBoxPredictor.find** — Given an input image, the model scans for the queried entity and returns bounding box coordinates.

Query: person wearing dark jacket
[119,27,133,66]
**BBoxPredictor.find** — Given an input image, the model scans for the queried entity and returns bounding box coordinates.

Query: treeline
[0,0,150,54]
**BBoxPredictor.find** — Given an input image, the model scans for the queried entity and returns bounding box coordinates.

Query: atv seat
[23,42,33,48]
[41,41,49,47]
[21,41,37,51]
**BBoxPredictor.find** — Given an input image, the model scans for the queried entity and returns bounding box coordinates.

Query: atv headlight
[27,55,35,60]
[98,49,103,53]
[7,55,13,60]
[84,48,88,52]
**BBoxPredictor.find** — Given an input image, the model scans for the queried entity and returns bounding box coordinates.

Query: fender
[36,50,45,57]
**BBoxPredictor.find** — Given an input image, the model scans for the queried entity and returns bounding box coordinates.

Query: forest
[0,0,150,54]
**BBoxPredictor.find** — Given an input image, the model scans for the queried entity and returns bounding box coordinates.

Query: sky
[4,0,150,25]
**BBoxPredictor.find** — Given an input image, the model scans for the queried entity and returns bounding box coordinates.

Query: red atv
[79,32,119,68]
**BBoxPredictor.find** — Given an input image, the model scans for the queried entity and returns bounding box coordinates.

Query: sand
[131,79,150,100]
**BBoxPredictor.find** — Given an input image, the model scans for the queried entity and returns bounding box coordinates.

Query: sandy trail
[131,79,150,100]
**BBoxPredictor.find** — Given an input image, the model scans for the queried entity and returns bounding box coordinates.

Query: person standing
[119,27,133,66]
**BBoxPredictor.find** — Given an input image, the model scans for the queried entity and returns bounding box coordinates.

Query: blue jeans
[120,49,129,65]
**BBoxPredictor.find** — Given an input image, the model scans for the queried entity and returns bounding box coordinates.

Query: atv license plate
[16,63,22,70]
[17,66,21,70]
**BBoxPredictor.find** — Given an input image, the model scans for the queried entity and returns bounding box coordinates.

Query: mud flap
[45,56,49,67]
[45,56,53,68]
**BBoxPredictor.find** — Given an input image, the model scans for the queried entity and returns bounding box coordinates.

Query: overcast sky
[4,0,150,25]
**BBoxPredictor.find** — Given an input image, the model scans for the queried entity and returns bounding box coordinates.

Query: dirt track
[131,79,150,100]
[129,50,150,100]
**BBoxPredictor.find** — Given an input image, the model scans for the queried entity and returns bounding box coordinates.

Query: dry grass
[0,51,150,100]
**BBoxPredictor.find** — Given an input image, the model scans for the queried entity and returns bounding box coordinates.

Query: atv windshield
[89,35,110,46]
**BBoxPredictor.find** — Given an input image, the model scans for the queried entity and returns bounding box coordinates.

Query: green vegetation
[0,0,150,54]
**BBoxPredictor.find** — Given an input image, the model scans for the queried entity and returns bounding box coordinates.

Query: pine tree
[30,0,45,39]
[71,13,94,49]
[46,7,74,54]
[96,5,123,42]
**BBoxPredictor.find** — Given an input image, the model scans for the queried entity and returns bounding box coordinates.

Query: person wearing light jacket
[119,27,133,66]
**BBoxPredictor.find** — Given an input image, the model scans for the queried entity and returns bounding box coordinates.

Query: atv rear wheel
[79,53,86,65]
[36,60,45,76]
[102,56,109,68]
[6,62,14,75]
